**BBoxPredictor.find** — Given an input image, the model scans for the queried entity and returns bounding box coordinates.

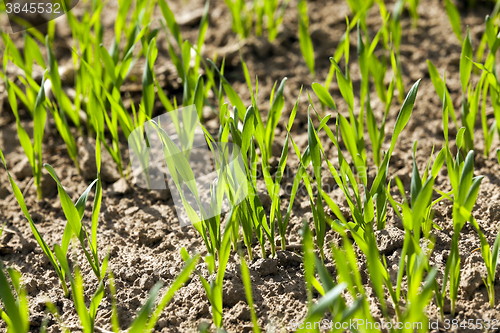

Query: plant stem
[36,183,42,200]
[247,246,253,261]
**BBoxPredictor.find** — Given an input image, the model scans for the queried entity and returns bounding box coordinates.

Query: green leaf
[142,39,156,118]
[158,0,182,46]
[0,262,27,333]
[410,141,422,207]
[390,79,421,153]
[193,75,205,120]
[339,113,358,161]
[444,0,462,43]
[44,164,84,237]
[297,283,347,330]
[371,79,421,196]
[427,60,458,128]
[239,255,261,333]
[457,150,475,204]
[0,147,68,297]
[208,59,247,118]
[298,0,315,77]
[330,57,354,112]
[75,179,98,219]
[456,127,466,150]
[302,222,315,303]
[431,148,446,179]
[312,82,336,110]
[265,78,287,157]
[460,28,473,92]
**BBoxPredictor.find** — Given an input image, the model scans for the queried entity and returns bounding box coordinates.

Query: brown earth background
[1,0,500,332]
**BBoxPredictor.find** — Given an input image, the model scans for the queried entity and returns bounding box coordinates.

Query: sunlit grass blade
[264,77,286,158]
[0,262,29,333]
[0,146,69,297]
[444,0,462,43]
[312,82,336,110]
[370,79,421,196]
[44,164,102,280]
[239,254,261,333]
[298,0,315,77]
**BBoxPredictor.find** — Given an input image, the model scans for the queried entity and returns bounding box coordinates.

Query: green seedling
[317,79,421,233]
[0,263,29,333]
[427,61,459,130]
[470,20,500,156]
[148,109,246,265]
[61,0,162,176]
[42,299,70,333]
[399,246,437,331]
[318,20,393,167]
[444,0,462,43]
[258,82,296,255]
[0,146,70,297]
[438,149,483,316]
[387,141,444,318]
[387,142,444,237]
[44,161,106,281]
[390,0,405,103]
[407,0,420,25]
[305,107,327,259]
[366,16,393,112]
[1,32,46,118]
[53,252,197,333]
[208,58,287,160]
[246,138,271,259]
[108,271,120,333]
[344,0,372,34]
[3,37,80,174]
[74,27,152,177]
[298,0,315,77]
[428,28,494,155]
[329,54,367,165]
[329,223,378,327]
[264,78,287,159]
[262,0,290,41]
[239,254,261,333]
[223,0,253,39]
[458,29,478,153]
[223,0,289,40]
[54,247,107,333]
[283,117,329,257]
[300,222,369,332]
[476,5,500,63]
[274,93,301,251]
[159,0,210,111]
[45,35,82,133]
[209,58,301,257]
[468,214,500,308]
[4,71,47,199]
[181,222,232,329]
